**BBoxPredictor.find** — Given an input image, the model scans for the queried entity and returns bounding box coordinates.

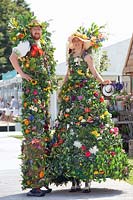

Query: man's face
[30,26,42,40]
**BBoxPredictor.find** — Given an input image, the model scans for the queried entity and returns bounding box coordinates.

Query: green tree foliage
[0,0,31,78]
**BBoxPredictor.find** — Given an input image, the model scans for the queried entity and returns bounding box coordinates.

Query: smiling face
[71,37,84,53]
[30,26,42,40]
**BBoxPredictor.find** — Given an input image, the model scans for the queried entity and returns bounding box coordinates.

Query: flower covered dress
[19,41,56,189]
[48,53,129,185]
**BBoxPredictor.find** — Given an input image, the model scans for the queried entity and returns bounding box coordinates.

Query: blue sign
[2,70,17,80]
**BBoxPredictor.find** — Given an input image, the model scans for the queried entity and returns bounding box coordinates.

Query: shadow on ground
[0,188,123,200]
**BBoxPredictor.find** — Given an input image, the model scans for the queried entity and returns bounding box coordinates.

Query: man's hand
[21,72,32,81]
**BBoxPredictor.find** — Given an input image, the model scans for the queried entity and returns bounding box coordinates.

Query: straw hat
[68,32,91,50]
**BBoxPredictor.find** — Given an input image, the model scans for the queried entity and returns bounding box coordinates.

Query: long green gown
[48,52,129,185]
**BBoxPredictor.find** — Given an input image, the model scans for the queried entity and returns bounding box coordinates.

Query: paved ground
[0,133,132,200]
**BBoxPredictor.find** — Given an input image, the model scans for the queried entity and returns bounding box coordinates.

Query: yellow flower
[12,37,17,41]
[27,180,31,185]
[94,170,99,175]
[104,111,109,116]
[77,69,84,75]
[100,114,105,119]
[30,79,37,85]
[91,130,100,137]
[78,116,83,121]
[43,87,51,91]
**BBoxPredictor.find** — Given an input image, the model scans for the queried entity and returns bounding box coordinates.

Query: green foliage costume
[9,14,57,189]
[48,24,130,186]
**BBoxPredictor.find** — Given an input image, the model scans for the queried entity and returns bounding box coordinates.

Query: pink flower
[77,96,83,100]
[85,151,91,157]
[110,127,119,136]
[33,89,38,95]
[26,88,30,94]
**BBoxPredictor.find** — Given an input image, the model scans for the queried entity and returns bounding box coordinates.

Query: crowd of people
[0,96,21,122]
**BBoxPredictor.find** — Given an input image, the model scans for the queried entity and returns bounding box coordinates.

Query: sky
[26,0,133,63]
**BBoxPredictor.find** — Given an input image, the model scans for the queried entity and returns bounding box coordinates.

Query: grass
[9,135,23,140]
[126,157,133,185]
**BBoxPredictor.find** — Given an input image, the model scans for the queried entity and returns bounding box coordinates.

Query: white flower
[73,141,82,148]
[89,146,99,154]
[81,119,86,123]
[70,129,75,135]
[66,108,70,113]
[67,124,70,129]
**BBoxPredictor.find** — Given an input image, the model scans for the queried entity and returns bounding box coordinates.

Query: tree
[0,0,31,78]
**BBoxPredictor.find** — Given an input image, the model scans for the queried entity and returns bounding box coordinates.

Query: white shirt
[12,40,41,58]
[12,41,30,57]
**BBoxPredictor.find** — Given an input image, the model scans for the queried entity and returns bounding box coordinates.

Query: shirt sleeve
[12,41,30,57]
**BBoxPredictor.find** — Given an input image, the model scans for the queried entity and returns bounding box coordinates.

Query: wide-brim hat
[68,32,91,50]
[102,84,115,97]
[29,19,42,28]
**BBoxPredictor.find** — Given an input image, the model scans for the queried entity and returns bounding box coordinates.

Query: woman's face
[72,38,83,52]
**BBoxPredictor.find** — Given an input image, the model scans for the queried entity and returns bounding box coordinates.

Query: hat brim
[102,85,115,97]
[68,35,91,50]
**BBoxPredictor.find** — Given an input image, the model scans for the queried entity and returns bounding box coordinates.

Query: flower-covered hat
[29,19,43,28]
[68,32,91,50]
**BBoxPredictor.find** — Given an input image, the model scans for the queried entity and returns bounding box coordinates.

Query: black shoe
[82,189,91,193]
[45,188,52,193]
[27,189,45,197]
[76,187,82,191]
[69,188,77,192]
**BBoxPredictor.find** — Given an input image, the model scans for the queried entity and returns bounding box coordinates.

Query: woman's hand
[102,80,111,85]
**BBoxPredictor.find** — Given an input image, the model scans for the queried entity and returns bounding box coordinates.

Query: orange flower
[38,49,44,56]
[64,96,70,102]
[44,137,49,142]
[24,119,30,126]
[25,129,30,134]
[99,170,104,174]
[17,33,25,39]
[39,171,44,178]
[24,102,27,108]
[25,63,30,68]
[75,122,80,126]
[64,113,70,118]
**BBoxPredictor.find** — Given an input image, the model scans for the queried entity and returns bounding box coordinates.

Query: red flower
[110,151,116,156]
[81,145,87,151]
[100,96,104,102]
[93,91,99,97]
[85,151,91,157]
[84,107,91,113]
[30,44,44,57]
[31,50,37,57]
